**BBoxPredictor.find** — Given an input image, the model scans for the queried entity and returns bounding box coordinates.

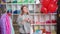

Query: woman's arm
[17,15,23,26]
[24,16,34,24]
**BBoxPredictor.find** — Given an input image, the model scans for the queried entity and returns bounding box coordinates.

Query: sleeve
[17,15,23,27]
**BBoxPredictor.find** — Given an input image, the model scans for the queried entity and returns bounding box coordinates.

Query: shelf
[1,2,6,5]
[5,3,41,5]
[33,13,57,16]
[17,3,35,4]
[7,12,56,16]
[6,3,35,5]
[12,14,19,15]
[31,23,56,26]
[52,23,57,25]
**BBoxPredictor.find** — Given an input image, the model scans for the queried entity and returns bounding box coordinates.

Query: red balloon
[50,0,58,4]
[41,6,48,14]
[48,3,58,13]
[42,0,50,8]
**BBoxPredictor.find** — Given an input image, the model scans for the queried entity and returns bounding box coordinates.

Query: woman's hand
[24,18,33,24]
[24,18,30,22]
[24,18,29,21]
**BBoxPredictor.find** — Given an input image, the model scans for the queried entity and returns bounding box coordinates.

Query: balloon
[48,3,58,13]
[50,0,58,4]
[41,0,50,8]
[41,6,48,14]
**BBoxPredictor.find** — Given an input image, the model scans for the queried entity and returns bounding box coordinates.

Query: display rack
[1,0,57,34]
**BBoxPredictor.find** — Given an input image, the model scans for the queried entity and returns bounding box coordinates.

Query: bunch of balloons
[40,0,58,14]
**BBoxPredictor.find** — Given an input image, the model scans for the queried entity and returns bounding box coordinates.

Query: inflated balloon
[40,0,58,13]
[41,6,48,14]
[50,0,58,4]
[42,0,50,8]
[48,3,58,13]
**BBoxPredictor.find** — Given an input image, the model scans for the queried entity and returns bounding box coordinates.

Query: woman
[17,5,33,34]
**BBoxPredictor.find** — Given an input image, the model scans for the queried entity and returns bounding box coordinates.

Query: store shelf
[17,3,35,4]
[34,13,57,14]
[31,23,56,26]
[1,0,57,34]
[1,2,6,5]
[12,13,34,15]
[33,13,57,16]
[52,23,57,25]
[12,14,19,15]
[46,23,56,25]
[6,3,35,5]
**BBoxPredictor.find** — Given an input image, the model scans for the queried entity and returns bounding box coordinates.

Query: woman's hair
[21,5,29,15]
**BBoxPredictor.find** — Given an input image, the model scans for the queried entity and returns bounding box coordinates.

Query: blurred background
[0,0,57,34]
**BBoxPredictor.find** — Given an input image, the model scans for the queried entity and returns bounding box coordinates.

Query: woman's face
[23,7,28,13]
